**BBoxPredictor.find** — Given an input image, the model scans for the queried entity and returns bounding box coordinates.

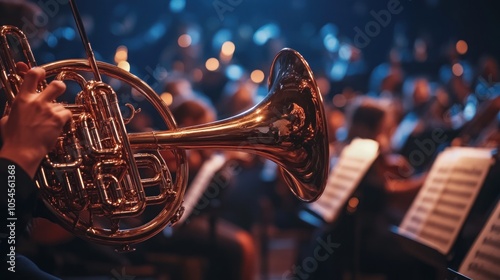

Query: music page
[308,138,379,223]
[177,153,226,224]
[398,147,494,255]
[459,201,500,280]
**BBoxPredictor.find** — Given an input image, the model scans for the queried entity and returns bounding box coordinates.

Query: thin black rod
[68,0,102,81]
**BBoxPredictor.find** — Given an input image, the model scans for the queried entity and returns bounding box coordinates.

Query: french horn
[0,0,329,251]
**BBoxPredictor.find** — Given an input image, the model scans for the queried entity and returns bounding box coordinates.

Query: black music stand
[391,148,500,280]
[295,139,380,279]
[390,226,450,280]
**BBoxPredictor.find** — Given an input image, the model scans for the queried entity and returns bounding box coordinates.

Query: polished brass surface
[0,25,40,107]
[1,26,188,248]
[129,48,329,202]
[1,22,328,248]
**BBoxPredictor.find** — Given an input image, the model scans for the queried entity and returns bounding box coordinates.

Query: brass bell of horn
[129,48,329,202]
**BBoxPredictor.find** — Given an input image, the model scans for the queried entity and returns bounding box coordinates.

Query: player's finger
[39,80,66,102]
[18,67,45,97]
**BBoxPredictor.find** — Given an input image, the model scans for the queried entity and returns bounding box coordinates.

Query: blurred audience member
[474,55,500,103]
[392,77,450,172]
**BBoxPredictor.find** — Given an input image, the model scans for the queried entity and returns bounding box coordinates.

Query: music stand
[391,147,498,280]
[298,138,380,278]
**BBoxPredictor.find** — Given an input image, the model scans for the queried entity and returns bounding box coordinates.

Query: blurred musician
[215,81,278,230]
[138,95,257,280]
[292,97,429,280]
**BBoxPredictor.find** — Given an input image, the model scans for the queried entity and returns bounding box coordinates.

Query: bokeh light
[250,70,265,83]
[456,40,468,55]
[114,45,128,64]
[205,58,220,71]
[178,34,192,48]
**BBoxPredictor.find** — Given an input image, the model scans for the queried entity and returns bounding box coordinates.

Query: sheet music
[398,147,494,255]
[176,153,226,224]
[459,201,500,280]
[308,138,379,223]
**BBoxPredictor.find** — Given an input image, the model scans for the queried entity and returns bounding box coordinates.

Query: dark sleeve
[0,158,38,256]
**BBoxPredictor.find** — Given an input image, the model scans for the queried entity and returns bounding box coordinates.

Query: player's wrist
[0,145,46,178]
